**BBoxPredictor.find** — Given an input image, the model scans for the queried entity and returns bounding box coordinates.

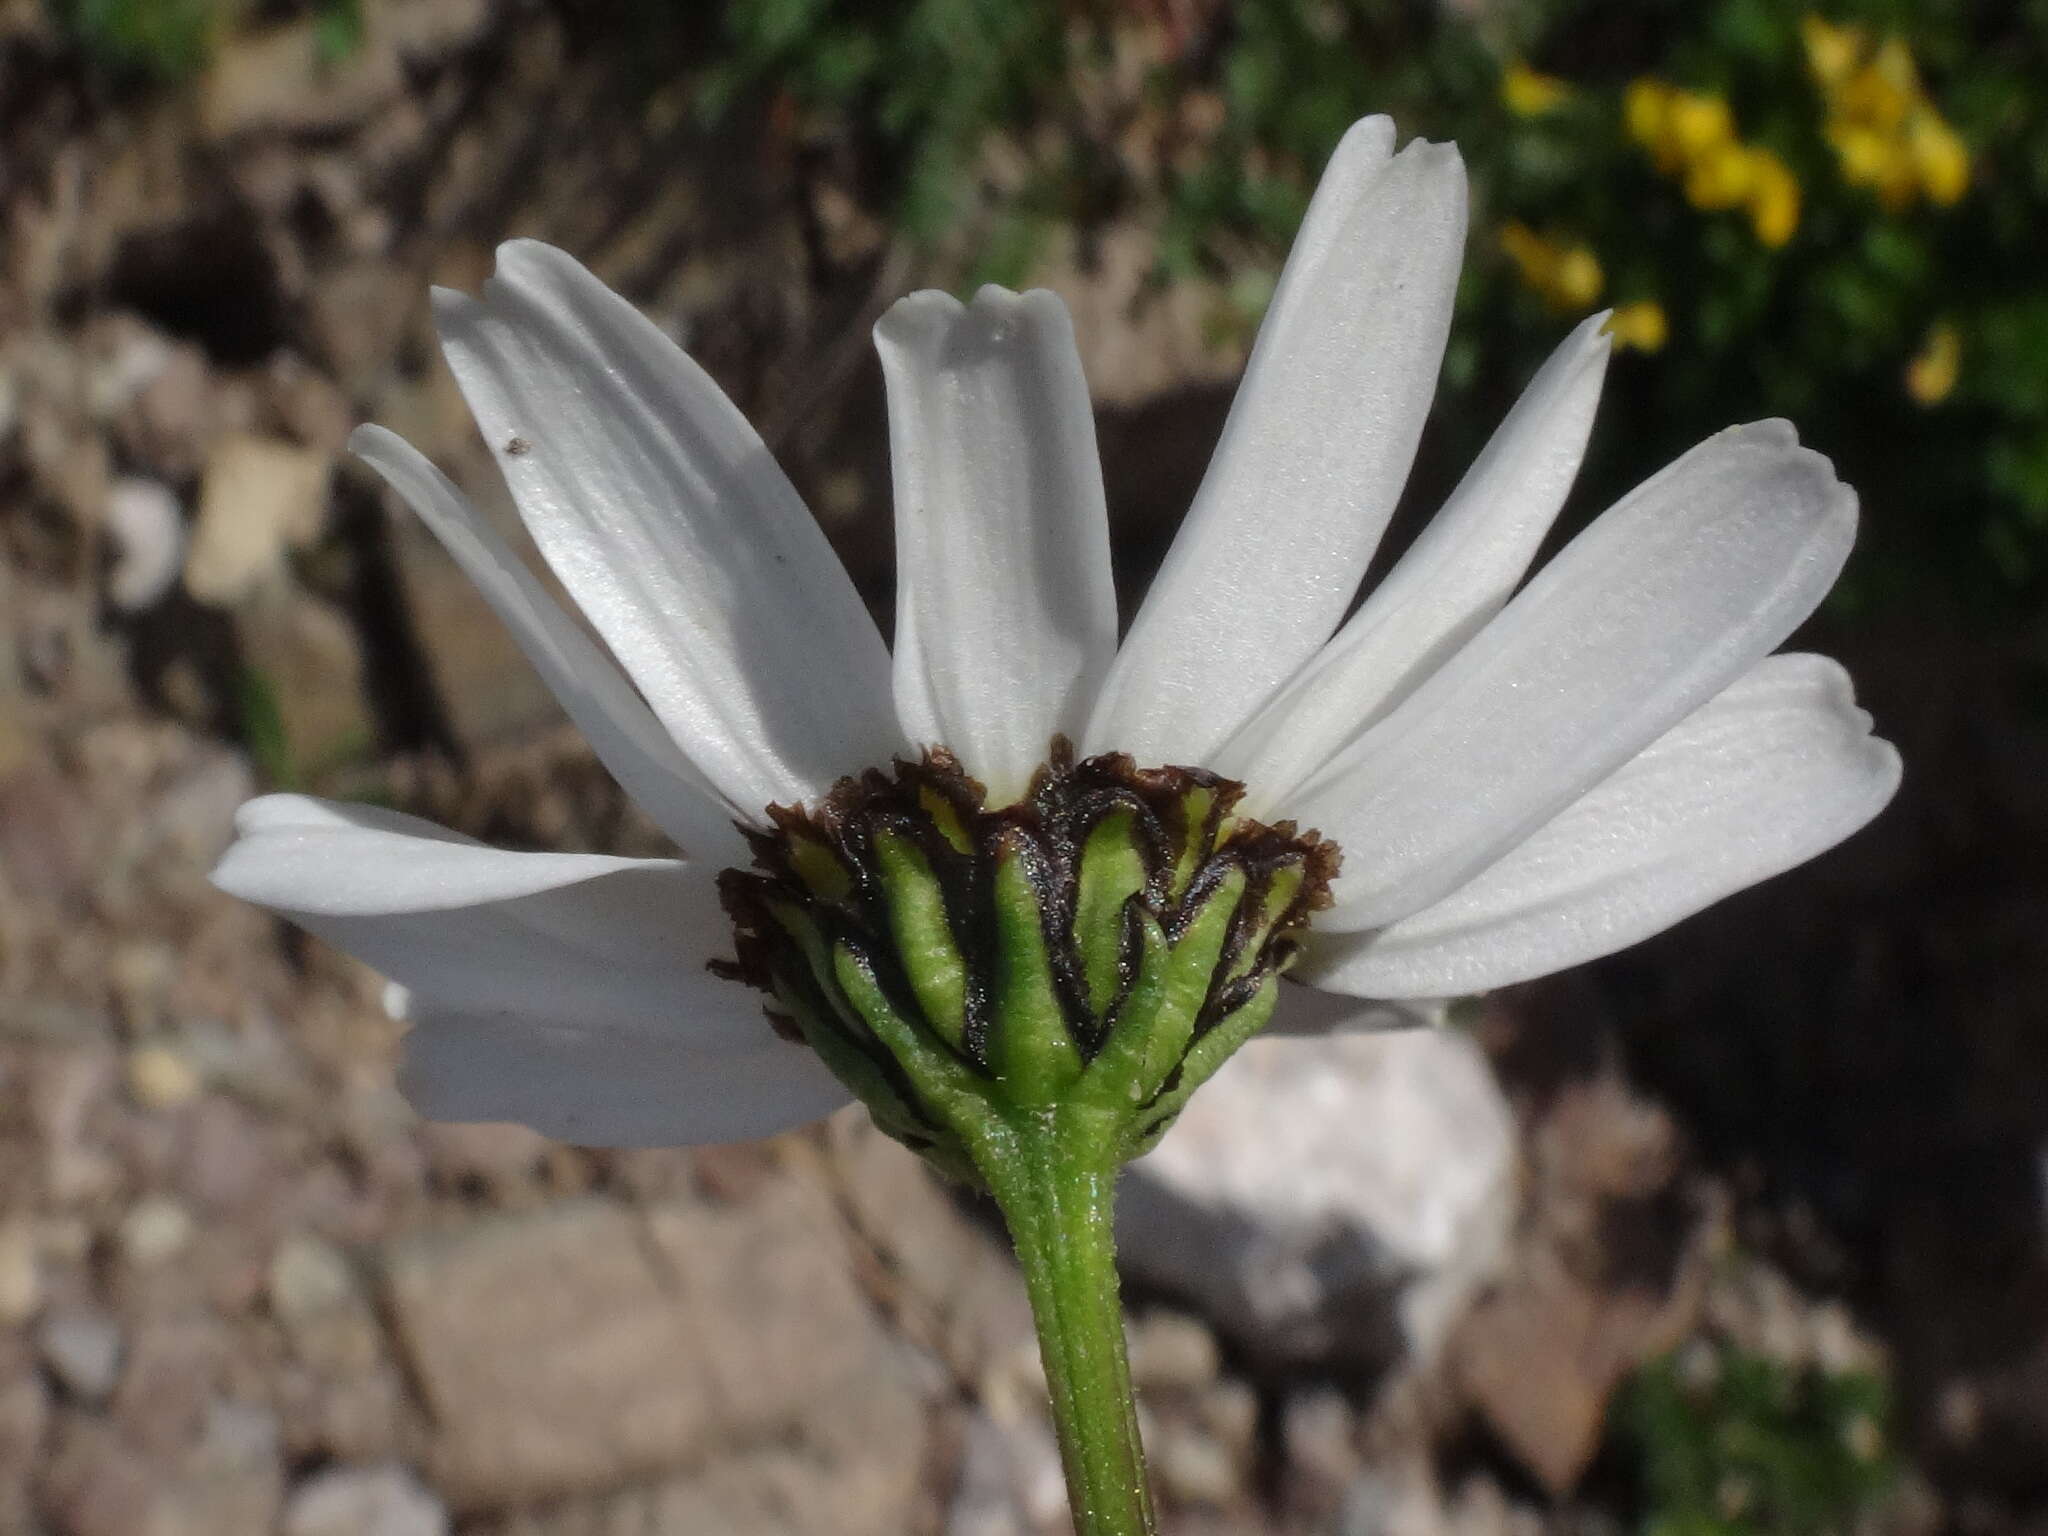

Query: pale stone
[268,1235,357,1322]
[104,477,185,611]
[284,1464,448,1536]
[126,1044,202,1109]
[38,1312,123,1402]
[1127,1309,1221,1391]
[118,1196,195,1267]
[1150,1420,1241,1508]
[185,433,331,604]
[1119,1029,1517,1371]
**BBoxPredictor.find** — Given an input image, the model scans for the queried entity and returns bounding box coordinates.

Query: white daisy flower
[213,117,1898,1156]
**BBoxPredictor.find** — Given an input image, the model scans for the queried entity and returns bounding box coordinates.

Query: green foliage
[692,0,1086,253]
[50,0,221,80]
[233,665,298,792]
[699,0,2048,617]
[311,0,362,66]
[48,0,364,82]
[1619,1341,1895,1536]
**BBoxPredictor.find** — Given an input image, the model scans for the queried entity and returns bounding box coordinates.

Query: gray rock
[382,1182,933,1519]
[268,1235,358,1323]
[827,1115,1039,1381]
[1118,1028,1516,1372]
[132,1399,289,1536]
[38,1311,123,1402]
[382,1200,712,1508]
[104,477,185,612]
[117,1197,195,1268]
[1126,1310,1220,1391]
[944,1409,1067,1536]
[284,1465,448,1536]
[1149,1416,1241,1508]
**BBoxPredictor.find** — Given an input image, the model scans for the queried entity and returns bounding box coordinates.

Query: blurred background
[0,0,2044,1531]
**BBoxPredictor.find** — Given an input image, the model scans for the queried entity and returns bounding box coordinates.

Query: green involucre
[712,744,1338,1176]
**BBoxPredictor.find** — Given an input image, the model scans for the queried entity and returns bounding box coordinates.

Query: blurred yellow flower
[1604,300,1669,354]
[1905,322,1960,406]
[1628,82,1798,249]
[1746,151,1802,247]
[1502,61,1571,117]
[1624,77,1671,154]
[1550,247,1604,309]
[1685,142,1757,211]
[1808,24,1969,211]
[1825,120,1892,186]
[1871,39,1922,98]
[1909,112,1970,205]
[1666,90,1737,161]
[1500,221,1605,311]
[1837,60,1914,134]
[1800,15,1865,89]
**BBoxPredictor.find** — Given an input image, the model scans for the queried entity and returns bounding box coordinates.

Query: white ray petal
[876,286,1116,801]
[1299,653,1898,997]
[433,240,899,812]
[399,1005,849,1148]
[1083,121,1468,766]
[231,792,474,841]
[350,425,749,865]
[1299,421,1857,932]
[213,796,759,1044]
[1216,314,1613,809]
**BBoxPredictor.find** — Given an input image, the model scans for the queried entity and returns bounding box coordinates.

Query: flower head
[214,117,1898,1155]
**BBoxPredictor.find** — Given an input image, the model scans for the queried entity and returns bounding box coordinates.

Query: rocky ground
[1,2,2043,1532]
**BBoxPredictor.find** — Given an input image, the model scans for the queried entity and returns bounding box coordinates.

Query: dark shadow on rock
[105,201,288,367]
[330,472,463,764]
[120,585,248,743]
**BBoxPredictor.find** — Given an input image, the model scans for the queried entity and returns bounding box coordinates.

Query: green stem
[965,1104,1157,1536]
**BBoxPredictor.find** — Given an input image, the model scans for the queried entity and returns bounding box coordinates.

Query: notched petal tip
[1326,113,1397,175]
[1774,443,1861,543]
[1723,417,1802,452]
[973,283,1071,318]
[873,288,968,350]
[1397,134,1466,174]
[1682,420,1858,542]
[875,285,1080,369]
[1570,309,1618,356]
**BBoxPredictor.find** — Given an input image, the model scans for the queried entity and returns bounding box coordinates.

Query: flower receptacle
[713,744,1337,1178]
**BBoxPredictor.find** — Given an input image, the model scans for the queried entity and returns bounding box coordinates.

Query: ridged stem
[965,1104,1156,1536]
